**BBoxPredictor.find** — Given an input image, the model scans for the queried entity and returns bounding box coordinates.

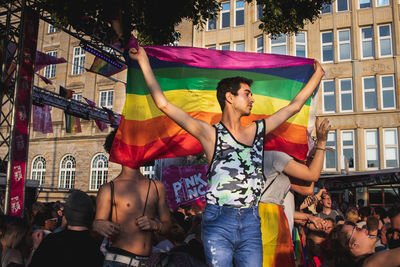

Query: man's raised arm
[264,61,325,134]
[128,47,213,143]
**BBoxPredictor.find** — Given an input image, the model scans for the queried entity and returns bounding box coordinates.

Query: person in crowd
[324,222,400,267]
[259,118,330,267]
[29,190,104,267]
[316,192,344,223]
[345,207,360,225]
[357,199,365,209]
[366,216,385,252]
[386,207,400,249]
[306,230,327,267]
[93,129,171,267]
[0,216,28,267]
[127,43,324,266]
[358,207,372,229]
[323,218,335,234]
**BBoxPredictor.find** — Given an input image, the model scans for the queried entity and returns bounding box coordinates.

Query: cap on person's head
[63,190,94,228]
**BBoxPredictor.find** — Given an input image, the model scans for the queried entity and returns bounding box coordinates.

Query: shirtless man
[128,46,324,266]
[93,130,171,267]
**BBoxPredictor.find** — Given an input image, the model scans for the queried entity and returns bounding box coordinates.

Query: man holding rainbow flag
[125,45,324,267]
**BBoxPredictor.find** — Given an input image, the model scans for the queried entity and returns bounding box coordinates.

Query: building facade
[1,0,399,206]
[178,0,400,206]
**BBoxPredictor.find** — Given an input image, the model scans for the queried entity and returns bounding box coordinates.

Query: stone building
[2,0,399,206]
[178,0,400,206]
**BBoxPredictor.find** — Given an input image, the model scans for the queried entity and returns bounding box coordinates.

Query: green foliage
[255,0,332,38]
[36,0,331,45]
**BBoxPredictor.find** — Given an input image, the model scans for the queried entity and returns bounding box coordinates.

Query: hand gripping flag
[110,46,318,169]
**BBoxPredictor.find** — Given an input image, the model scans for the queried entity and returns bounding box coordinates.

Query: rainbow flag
[110,46,317,168]
[87,56,126,77]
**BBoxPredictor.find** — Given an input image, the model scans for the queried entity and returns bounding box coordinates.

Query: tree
[36,0,332,45]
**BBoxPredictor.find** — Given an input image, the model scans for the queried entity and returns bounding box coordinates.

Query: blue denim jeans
[201,204,262,267]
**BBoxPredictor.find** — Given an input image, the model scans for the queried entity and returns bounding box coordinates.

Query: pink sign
[9,9,39,217]
[162,165,209,210]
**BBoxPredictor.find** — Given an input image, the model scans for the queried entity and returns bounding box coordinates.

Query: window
[361,27,375,59]
[321,2,332,14]
[72,47,85,75]
[235,0,245,26]
[100,90,113,109]
[31,156,45,186]
[341,130,355,169]
[72,93,82,102]
[256,36,264,53]
[221,44,230,51]
[207,45,217,50]
[359,0,371,8]
[368,187,399,207]
[270,34,287,55]
[378,24,392,57]
[381,75,396,109]
[59,155,76,189]
[325,131,337,170]
[338,29,351,61]
[339,79,353,112]
[322,31,334,62]
[363,77,377,110]
[90,154,108,190]
[256,3,263,20]
[221,2,231,29]
[322,80,336,113]
[207,16,217,31]
[44,51,57,78]
[235,42,245,52]
[376,0,389,6]
[365,129,379,168]
[295,32,307,57]
[384,129,398,168]
[48,24,58,33]
[337,0,349,11]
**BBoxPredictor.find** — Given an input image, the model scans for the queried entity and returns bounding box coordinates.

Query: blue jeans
[201,204,262,267]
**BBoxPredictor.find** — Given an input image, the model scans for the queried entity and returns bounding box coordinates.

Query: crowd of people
[0,189,398,267]
[2,42,400,267]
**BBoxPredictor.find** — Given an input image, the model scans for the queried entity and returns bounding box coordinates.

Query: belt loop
[128,257,133,266]
[113,253,117,261]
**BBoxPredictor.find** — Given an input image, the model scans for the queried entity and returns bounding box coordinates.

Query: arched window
[31,156,46,185]
[90,154,108,190]
[59,155,76,189]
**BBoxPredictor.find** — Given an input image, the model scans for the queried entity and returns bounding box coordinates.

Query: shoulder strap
[142,179,151,216]
[109,181,117,223]
[152,179,159,201]
[260,177,277,197]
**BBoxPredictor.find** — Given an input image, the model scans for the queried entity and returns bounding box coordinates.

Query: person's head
[216,76,253,112]
[359,207,372,222]
[104,128,118,154]
[1,216,28,249]
[345,208,359,224]
[386,228,400,249]
[357,199,364,208]
[366,216,379,233]
[63,190,94,228]
[324,222,377,267]
[324,218,335,234]
[306,230,327,258]
[321,192,332,209]
[389,207,400,230]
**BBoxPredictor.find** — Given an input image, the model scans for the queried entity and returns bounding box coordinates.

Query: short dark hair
[216,76,253,111]
[104,129,118,154]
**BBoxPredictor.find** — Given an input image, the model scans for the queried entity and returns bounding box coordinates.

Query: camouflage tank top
[206,120,265,208]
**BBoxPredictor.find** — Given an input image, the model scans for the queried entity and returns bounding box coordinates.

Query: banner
[32,104,53,134]
[161,165,208,210]
[9,8,39,217]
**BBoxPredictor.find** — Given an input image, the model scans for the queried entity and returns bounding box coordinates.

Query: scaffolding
[0,0,124,214]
